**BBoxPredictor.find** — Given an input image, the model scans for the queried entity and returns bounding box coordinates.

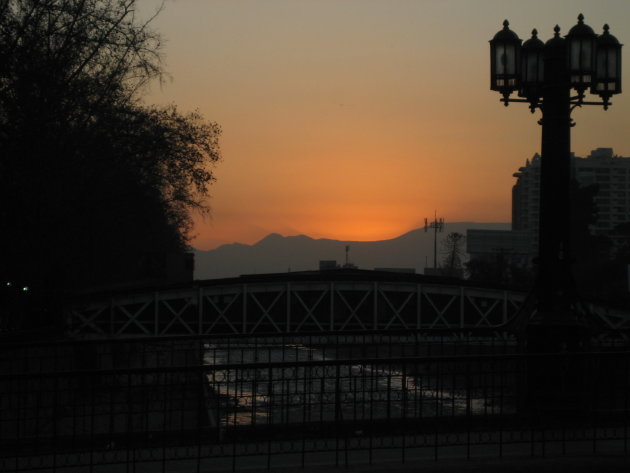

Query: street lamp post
[489,15,622,351]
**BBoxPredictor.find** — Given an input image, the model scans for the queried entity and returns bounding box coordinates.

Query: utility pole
[425,212,445,269]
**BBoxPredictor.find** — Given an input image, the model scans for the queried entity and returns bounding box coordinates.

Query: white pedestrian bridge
[65,269,630,339]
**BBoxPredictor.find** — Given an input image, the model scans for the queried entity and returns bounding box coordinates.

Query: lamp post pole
[531,26,577,353]
[537,26,572,327]
[490,15,623,411]
[489,15,622,350]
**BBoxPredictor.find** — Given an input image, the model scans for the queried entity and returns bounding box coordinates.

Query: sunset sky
[138,0,630,250]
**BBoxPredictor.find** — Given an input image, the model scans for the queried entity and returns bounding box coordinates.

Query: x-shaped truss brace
[69,307,106,335]
[160,298,195,335]
[292,290,327,332]
[423,292,457,329]
[117,301,152,335]
[336,289,371,330]
[204,294,240,334]
[248,290,284,333]
[467,296,501,327]
[379,289,413,330]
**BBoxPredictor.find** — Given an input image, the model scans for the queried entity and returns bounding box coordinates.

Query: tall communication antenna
[424,211,445,269]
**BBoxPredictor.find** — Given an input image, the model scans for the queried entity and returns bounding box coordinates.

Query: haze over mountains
[194,223,510,280]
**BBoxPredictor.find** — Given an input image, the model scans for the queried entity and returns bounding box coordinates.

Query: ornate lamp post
[489,15,622,351]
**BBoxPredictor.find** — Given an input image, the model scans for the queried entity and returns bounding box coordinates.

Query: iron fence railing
[1,337,630,472]
[4,328,630,379]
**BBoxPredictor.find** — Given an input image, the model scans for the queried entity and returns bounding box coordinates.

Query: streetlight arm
[502,98,531,103]
[501,97,541,113]
[571,100,611,106]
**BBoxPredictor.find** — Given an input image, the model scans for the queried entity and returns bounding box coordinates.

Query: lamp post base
[525,320,590,416]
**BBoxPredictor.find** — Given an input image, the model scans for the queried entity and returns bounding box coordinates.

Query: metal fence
[1,335,630,472]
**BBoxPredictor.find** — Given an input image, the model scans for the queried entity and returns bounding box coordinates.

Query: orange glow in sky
[140,1,630,250]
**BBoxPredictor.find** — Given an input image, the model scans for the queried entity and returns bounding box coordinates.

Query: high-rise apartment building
[468,148,630,267]
[512,147,630,240]
[573,148,630,232]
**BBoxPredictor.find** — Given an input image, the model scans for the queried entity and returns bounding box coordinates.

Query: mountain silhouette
[194,223,510,280]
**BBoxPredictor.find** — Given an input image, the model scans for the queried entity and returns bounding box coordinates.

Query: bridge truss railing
[66,280,530,337]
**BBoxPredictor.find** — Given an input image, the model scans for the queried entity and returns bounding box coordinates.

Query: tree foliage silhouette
[0,0,221,295]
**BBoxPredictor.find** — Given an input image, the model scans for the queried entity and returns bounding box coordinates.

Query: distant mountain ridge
[193,223,510,280]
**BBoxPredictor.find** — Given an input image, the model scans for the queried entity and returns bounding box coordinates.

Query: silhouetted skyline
[194,222,509,280]
[138,1,630,250]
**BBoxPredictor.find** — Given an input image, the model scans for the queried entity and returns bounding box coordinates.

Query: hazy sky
[138,0,630,250]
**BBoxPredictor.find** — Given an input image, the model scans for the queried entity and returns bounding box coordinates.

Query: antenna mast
[424,211,445,269]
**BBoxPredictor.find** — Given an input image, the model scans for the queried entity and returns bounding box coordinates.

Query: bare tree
[441,232,465,278]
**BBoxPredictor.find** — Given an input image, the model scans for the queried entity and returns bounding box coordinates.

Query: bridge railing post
[460,287,465,329]
[417,284,422,330]
[153,292,159,337]
[242,284,247,335]
[198,287,203,335]
[286,282,291,333]
[329,282,334,332]
[373,282,378,331]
